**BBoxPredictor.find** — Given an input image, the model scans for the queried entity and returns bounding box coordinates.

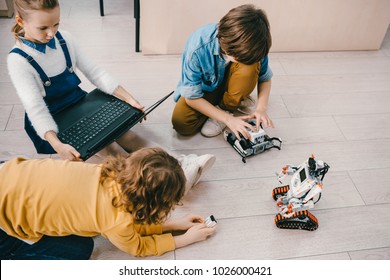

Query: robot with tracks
[272,155,330,231]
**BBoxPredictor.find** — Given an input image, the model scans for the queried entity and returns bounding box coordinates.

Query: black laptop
[54,89,173,160]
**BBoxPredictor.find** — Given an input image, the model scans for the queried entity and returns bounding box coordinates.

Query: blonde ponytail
[12,22,23,41]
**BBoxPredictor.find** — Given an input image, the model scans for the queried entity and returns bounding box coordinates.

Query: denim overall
[10,32,87,154]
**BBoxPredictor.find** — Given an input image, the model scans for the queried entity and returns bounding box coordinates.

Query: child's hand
[226,115,256,140]
[56,143,81,161]
[162,214,203,232]
[126,95,147,123]
[45,131,81,161]
[251,109,274,130]
[174,223,216,248]
[114,86,146,122]
[125,94,145,112]
[114,86,145,111]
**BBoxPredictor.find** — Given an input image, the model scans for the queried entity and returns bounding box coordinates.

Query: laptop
[54,89,174,160]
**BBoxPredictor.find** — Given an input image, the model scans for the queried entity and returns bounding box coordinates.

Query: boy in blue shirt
[172,4,274,139]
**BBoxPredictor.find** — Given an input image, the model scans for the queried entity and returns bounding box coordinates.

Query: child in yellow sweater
[0,147,216,259]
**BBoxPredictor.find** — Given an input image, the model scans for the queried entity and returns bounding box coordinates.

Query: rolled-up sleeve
[175,53,204,101]
[258,56,273,82]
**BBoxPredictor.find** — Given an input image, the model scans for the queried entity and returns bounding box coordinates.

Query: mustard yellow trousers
[172,62,259,135]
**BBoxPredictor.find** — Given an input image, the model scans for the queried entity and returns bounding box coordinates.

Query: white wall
[141,0,390,54]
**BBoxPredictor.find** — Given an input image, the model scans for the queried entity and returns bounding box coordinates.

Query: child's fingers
[128,99,144,111]
[187,216,203,225]
[255,123,260,130]
[205,226,217,235]
[70,150,82,161]
[243,121,256,132]
[190,214,204,222]
[191,218,203,224]
[71,149,80,158]
[200,226,217,239]
[239,114,254,121]
[265,118,274,128]
[269,119,275,128]
[193,223,207,229]
[237,127,251,140]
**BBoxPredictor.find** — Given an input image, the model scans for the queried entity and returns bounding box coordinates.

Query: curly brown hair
[218,4,272,65]
[12,0,59,40]
[100,147,186,225]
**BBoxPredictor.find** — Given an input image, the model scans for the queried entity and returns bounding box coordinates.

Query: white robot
[223,119,282,163]
[272,155,330,230]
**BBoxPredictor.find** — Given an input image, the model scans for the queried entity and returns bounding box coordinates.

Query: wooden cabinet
[140,0,390,54]
[0,0,14,18]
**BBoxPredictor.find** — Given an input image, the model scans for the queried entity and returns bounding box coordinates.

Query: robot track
[272,185,290,201]
[274,210,318,231]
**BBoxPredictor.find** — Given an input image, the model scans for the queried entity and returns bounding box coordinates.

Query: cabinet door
[0,0,14,18]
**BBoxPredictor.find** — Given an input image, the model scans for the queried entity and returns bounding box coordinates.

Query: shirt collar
[212,27,229,64]
[19,36,57,54]
[212,32,230,65]
[212,29,221,56]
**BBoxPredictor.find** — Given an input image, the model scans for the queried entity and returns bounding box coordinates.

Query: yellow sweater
[0,158,175,257]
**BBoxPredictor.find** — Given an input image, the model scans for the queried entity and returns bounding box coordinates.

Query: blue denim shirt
[175,23,273,102]
[19,37,57,54]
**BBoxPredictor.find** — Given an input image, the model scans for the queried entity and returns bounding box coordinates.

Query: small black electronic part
[205,215,217,228]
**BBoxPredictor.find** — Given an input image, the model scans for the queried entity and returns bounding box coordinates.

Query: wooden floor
[1,1,389,260]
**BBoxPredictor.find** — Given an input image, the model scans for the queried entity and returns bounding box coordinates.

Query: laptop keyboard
[58,99,134,150]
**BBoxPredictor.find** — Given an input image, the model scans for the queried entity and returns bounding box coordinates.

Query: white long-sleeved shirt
[7,30,119,139]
